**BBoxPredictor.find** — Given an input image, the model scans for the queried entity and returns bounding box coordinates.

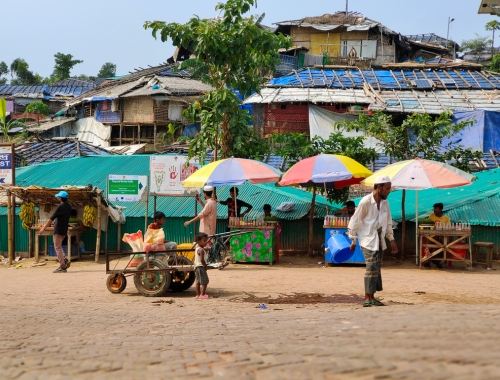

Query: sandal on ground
[363,301,372,307]
[199,294,210,299]
[371,299,386,306]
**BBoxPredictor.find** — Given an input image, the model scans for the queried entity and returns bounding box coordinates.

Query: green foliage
[0,61,8,84]
[10,58,43,85]
[161,123,181,144]
[51,53,83,81]
[272,132,378,204]
[176,136,192,143]
[144,0,291,159]
[485,20,500,55]
[25,102,51,116]
[461,34,491,62]
[337,111,480,171]
[74,74,96,82]
[490,54,500,72]
[97,62,117,78]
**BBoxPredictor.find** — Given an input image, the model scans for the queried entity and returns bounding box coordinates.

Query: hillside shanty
[0,79,95,117]
[61,64,213,150]
[274,11,411,75]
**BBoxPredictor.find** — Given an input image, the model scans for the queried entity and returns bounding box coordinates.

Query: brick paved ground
[1,256,500,379]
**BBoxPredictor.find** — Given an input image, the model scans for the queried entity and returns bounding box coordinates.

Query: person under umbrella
[347,176,398,307]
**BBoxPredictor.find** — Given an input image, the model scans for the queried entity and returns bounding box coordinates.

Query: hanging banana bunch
[20,202,35,230]
[83,205,97,227]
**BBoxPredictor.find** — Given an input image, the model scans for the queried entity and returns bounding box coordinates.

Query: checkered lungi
[361,231,383,295]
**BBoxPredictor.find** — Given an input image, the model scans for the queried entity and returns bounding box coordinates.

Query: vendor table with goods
[324,216,365,264]
[228,218,279,265]
[418,223,472,268]
[32,220,81,262]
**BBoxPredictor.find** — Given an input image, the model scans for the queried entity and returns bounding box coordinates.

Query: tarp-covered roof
[0,79,95,100]
[266,68,500,90]
[5,155,339,219]
[350,169,500,226]
[15,140,111,166]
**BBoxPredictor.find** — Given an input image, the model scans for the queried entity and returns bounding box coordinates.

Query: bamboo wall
[122,97,154,123]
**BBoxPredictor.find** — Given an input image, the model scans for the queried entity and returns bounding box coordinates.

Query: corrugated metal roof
[8,155,339,219]
[243,88,370,104]
[352,168,500,226]
[27,118,75,132]
[15,140,110,166]
[121,76,213,98]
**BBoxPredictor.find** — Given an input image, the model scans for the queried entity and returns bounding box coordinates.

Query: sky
[1,0,495,79]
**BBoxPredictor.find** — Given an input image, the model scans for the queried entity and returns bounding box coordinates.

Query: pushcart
[105,230,245,297]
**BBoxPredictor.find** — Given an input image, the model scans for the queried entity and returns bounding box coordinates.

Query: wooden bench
[473,242,494,269]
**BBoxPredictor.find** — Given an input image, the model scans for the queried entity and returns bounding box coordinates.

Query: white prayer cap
[375,175,391,184]
[203,185,213,192]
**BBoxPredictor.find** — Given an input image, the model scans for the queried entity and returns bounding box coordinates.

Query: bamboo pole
[7,189,13,266]
[308,187,317,256]
[95,196,102,262]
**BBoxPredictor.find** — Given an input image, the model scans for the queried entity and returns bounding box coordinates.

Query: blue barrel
[326,234,354,264]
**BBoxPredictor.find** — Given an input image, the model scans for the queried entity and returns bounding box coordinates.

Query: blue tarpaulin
[447,110,500,152]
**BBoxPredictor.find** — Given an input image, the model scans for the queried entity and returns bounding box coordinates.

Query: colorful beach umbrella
[362,158,475,264]
[182,157,281,188]
[362,158,475,189]
[278,154,372,189]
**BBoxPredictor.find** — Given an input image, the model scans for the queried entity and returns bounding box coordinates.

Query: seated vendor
[148,211,178,251]
[340,200,356,218]
[425,203,450,269]
[263,204,272,218]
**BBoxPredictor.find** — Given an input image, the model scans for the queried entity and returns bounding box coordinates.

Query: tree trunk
[308,187,317,256]
[401,189,406,261]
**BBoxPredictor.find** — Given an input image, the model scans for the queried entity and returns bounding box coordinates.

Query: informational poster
[150,155,200,196]
[108,175,148,202]
[0,145,14,185]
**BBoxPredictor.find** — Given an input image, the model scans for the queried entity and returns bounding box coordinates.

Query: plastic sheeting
[308,105,383,151]
[74,117,111,148]
[447,110,500,152]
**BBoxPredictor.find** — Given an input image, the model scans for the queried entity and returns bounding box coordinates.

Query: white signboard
[0,145,14,185]
[108,175,148,202]
[150,155,200,196]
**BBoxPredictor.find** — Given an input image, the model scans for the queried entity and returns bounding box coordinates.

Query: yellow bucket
[177,243,195,262]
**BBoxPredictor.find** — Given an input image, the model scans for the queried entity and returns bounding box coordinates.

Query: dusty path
[1,256,499,379]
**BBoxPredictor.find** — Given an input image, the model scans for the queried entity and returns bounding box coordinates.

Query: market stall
[419,225,472,268]
[228,219,279,265]
[3,185,108,262]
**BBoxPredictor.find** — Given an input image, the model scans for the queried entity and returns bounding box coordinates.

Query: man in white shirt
[348,176,398,307]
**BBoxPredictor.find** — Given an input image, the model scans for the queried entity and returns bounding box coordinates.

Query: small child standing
[194,232,210,299]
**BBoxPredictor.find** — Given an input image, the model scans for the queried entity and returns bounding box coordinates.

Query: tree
[51,53,83,82]
[10,58,43,85]
[485,20,500,56]
[74,74,96,82]
[461,34,492,63]
[0,99,33,141]
[490,53,500,72]
[0,61,8,85]
[25,102,51,124]
[97,62,116,78]
[338,111,480,259]
[145,0,291,160]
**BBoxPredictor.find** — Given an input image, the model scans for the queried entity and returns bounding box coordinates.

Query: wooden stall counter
[418,228,472,268]
[32,226,81,262]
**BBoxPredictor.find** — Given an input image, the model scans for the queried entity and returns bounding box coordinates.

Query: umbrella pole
[309,186,316,256]
[415,190,419,265]
[234,186,238,218]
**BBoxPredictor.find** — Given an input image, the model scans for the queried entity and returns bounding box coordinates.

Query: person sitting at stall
[148,211,178,251]
[340,201,356,218]
[263,204,272,218]
[217,187,252,220]
[425,203,450,269]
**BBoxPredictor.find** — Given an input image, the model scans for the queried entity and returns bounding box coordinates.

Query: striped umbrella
[182,158,281,188]
[362,158,475,264]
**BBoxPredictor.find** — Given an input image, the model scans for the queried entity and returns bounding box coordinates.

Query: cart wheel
[134,259,171,297]
[106,274,127,294]
[168,256,196,292]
